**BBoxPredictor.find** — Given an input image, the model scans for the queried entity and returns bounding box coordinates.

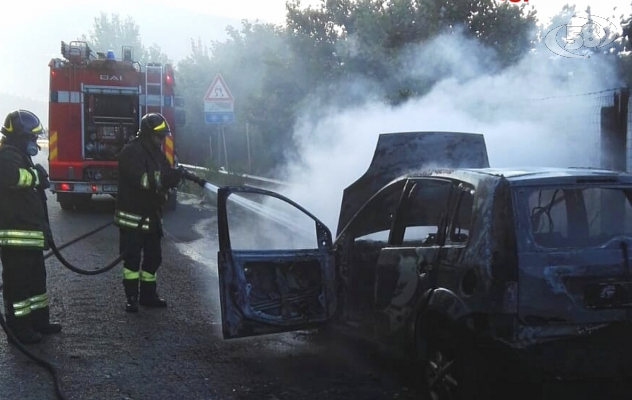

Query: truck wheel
[58,193,74,211]
[75,194,92,211]
[59,200,74,211]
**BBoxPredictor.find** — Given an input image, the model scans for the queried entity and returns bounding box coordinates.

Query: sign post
[204,74,234,167]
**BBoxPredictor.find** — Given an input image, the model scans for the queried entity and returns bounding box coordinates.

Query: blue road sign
[205,112,234,125]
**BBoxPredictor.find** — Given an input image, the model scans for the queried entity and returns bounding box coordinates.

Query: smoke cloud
[279,31,622,233]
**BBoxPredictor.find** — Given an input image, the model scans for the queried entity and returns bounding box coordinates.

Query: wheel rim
[426,346,459,400]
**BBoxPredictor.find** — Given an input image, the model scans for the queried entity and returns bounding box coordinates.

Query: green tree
[538,4,632,84]
[617,5,632,84]
[175,0,540,174]
[176,23,302,173]
[81,13,170,63]
[285,0,537,104]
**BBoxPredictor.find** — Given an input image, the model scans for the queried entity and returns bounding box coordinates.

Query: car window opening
[524,187,632,248]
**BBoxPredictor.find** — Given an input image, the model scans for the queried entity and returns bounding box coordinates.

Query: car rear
[510,170,632,377]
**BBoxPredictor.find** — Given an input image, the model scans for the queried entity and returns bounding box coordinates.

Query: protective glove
[178,166,207,188]
[32,164,50,189]
[162,167,184,189]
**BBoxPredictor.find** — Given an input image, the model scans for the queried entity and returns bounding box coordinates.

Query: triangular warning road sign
[204,73,234,102]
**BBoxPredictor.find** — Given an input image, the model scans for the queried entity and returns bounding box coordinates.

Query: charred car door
[217,186,337,339]
[372,178,454,339]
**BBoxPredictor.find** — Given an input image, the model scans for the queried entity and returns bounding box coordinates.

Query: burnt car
[216,132,632,398]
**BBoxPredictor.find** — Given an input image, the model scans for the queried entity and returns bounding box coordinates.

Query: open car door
[217,186,337,339]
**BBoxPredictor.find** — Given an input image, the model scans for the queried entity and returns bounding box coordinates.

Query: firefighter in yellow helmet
[0,109,62,344]
[115,113,184,312]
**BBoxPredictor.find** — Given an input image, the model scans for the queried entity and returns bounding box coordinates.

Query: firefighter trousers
[1,247,51,336]
[119,228,162,298]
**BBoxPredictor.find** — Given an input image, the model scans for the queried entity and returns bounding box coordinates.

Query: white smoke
[279,31,622,233]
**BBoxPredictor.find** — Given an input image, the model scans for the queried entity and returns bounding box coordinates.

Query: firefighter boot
[139,282,167,308]
[32,306,62,335]
[126,296,139,313]
[123,278,139,313]
[5,307,42,344]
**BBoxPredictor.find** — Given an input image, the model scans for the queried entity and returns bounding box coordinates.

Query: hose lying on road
[44,220,125,275]
[0,219,128,400]
[44,220,113,259]
[0,309,68,400]
[0,173,207,400]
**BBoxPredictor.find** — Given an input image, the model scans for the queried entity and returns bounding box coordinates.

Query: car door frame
[371,177,456,340]
[217,185,337,339]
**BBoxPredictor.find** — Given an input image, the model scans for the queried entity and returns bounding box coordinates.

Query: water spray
[202,182,313,239]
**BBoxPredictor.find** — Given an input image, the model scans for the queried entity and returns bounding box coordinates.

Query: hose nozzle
[178,167,207,188]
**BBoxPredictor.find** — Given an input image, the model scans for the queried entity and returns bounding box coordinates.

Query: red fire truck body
[48,41,178,210]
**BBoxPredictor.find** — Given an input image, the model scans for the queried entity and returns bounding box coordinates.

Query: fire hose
[0,167,207,400]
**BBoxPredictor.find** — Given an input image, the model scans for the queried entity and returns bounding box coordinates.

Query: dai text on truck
[48,41,184,211]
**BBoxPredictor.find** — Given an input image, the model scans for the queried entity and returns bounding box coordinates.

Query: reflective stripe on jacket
[116,137,173,234]
[16,168,36,188]
[140,171,162,190]
[0,144,48,245]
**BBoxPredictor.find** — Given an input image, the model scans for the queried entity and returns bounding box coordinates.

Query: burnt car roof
[425,167,632,186]
[337,131,632,236]
[337,131,489,235]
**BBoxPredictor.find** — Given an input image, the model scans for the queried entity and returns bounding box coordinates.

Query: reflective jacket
[115,136,177,234]
[0,143,48,249]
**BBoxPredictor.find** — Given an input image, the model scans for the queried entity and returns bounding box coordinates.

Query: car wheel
[417,318,484,400]
[423,329,462,400]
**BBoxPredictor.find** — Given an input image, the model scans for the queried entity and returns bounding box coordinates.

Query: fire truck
[48,41,182,211]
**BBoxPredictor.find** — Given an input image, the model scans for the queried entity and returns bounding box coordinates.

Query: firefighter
[115,113,183,312]
[0,109,62,344]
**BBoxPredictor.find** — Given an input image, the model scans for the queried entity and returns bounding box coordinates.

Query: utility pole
[246,122,252,173]
[222,125,229,170]
[209,132,213,164]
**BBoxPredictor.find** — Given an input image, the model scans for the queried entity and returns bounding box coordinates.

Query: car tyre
[417,319,489,400]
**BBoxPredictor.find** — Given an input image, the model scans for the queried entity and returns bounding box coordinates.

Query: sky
[0,0,627,125]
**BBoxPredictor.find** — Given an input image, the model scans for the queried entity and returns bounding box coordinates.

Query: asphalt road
[1,150,632,400]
